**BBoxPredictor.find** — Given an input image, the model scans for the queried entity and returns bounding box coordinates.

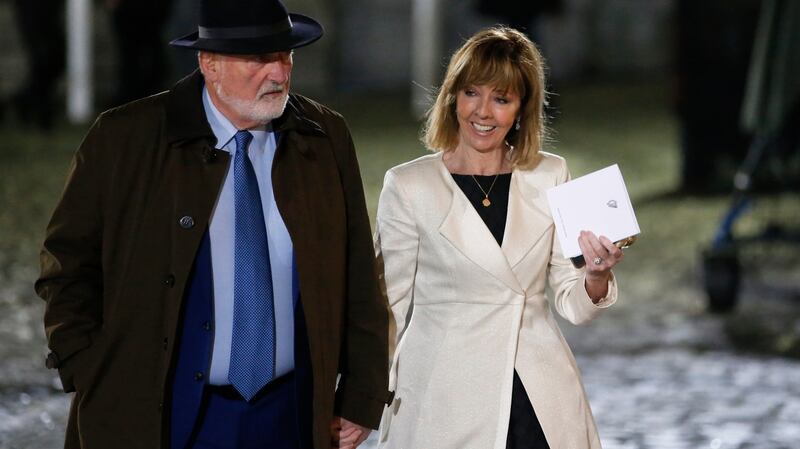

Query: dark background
[1,1,798,448]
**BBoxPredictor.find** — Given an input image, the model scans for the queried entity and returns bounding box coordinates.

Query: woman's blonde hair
[423,26,548,169]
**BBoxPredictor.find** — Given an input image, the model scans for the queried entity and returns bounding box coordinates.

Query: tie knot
[234,130,253,155]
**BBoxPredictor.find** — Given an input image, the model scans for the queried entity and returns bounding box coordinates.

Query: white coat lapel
[437,160,524,295]
[502,169,554,268]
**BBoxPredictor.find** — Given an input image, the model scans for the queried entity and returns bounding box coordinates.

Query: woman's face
[455,84,521,154]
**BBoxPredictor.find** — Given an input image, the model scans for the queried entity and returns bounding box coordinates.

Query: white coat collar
[435,153,553,295]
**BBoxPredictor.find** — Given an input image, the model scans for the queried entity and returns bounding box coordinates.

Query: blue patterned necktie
[228,130,276,401]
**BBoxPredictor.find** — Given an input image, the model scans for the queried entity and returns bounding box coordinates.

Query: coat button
[163,274,175,287]
[194,372,204,381]
[179,216,195,229]
[162,337,168,350]
[202,321,212,331]
[202,147,219,163]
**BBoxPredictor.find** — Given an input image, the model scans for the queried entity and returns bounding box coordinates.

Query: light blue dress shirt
[202,87,299,385]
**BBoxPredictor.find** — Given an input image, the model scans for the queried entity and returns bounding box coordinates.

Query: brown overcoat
[35,71,390,449]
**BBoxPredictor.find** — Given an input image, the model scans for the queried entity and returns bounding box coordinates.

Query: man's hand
[330,416,370,449]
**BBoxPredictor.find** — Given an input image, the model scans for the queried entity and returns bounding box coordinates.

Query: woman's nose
[476,98,491,118]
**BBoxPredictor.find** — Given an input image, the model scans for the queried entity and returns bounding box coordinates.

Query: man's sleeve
[34,116,107,392]
[330,119,391,429]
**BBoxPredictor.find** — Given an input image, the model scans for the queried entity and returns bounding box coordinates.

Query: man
[34,0,389,448]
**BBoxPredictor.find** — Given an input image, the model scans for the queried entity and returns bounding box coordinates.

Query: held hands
[578,230,624,303]
[330,416,370,449]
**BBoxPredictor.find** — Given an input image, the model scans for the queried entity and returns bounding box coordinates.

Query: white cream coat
[374,152,617,449]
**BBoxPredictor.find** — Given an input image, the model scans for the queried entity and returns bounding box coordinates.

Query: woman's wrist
[584,272,611,303]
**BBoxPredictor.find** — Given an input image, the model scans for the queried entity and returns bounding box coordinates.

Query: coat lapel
[437,158,524,295]
[501,170,553,269]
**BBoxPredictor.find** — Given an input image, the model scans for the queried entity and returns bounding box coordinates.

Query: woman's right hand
[578,230,624,302]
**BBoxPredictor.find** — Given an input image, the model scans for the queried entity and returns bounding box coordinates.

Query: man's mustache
[258,82,286,97]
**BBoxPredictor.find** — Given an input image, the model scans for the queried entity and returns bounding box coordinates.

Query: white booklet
[546,164,640,258]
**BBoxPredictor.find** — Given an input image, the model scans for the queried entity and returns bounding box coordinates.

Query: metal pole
[411,0,443,118]
[67,0,93,123]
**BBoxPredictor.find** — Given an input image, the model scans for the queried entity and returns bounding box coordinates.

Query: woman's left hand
[578,230,624,302]
[330,416,370,449]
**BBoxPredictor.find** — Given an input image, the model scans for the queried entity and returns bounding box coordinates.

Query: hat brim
[170,13,323,54]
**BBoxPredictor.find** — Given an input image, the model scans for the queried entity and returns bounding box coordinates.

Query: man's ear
[198,51,219,82]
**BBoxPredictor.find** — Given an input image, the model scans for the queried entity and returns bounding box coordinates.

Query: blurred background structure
[1,0,799,448]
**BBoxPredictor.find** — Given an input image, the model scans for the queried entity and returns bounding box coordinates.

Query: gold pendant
[482,198,491,207]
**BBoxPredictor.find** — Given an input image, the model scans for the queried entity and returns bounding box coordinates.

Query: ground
[1,81,798,448]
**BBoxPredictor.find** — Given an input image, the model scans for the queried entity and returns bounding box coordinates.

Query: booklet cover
[546,164,640,258]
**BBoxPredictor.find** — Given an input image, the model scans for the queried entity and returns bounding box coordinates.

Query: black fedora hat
[170,0,324,54]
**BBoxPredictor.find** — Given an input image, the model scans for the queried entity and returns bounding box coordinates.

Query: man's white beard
[215,80,289,125]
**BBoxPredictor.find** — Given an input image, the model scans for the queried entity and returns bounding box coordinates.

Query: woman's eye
[496,97,509,104]
[464,89,476,96]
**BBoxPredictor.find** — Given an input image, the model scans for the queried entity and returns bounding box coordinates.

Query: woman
[375,27,624,449]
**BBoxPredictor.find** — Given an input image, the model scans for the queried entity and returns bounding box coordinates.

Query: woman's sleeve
[374,169,420,347]
[547,158,618,325]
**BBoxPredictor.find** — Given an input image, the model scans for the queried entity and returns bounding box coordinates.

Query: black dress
[451,174,551,449]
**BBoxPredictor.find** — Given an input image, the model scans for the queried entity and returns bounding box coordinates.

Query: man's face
[202,51,293,129]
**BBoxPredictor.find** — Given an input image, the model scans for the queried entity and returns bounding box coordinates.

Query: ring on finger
[592,257,603,265]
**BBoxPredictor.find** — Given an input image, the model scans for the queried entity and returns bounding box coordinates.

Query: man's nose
[266,61,291,84]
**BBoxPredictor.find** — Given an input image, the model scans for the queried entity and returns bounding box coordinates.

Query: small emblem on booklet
[606,200,618,208]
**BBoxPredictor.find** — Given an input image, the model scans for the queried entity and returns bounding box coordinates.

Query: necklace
[470,174,500,207]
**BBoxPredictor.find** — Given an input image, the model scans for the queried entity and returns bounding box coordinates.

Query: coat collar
[164,69,325,146]
[436,153,552,294]
[273,95,326,137]
[164,70,215,145]
[502,167,553,268]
